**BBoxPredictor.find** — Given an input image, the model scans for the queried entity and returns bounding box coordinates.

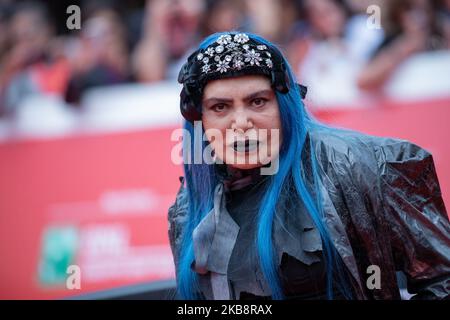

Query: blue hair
[177,32,354,300]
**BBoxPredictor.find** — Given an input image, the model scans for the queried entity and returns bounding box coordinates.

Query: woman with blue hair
[168,32,450,300]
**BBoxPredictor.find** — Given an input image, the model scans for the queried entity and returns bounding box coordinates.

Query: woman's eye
[252,98,267,107]
[212,104,226,112]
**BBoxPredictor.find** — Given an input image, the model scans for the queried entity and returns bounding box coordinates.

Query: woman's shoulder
[307,128,431,171]
[306,128,435,195]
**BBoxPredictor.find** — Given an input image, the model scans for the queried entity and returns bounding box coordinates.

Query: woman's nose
[231,110,253,133]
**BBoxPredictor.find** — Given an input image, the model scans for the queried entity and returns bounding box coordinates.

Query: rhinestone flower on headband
[195,33,274,75]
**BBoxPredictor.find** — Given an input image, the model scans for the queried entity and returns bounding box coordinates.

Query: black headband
[178,33,307,123]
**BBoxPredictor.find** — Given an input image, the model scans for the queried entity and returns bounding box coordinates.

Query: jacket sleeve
[374,139,450,299]
[168,176,189,274]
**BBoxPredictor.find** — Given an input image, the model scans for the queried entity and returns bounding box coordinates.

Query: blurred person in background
[64,0,130,105]
[342,0,385,64]
[440,0,450,48]
[287,0,383,107]
[0,1,70,116]
[131,0,205,82]
[244,0,299,44]
[199,0,247,38]
[357,0,449,93]
[0,1,12,117]
[439,0,450,48]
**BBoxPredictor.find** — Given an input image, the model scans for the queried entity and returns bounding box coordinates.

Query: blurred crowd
[0,0,450,119]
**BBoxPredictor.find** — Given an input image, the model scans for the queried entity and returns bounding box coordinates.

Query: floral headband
[178,32,306,123]
[195,33,274,74]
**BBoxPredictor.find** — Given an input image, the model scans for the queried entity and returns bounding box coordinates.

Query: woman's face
[201,75,282,170]
[305,0,346,39]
